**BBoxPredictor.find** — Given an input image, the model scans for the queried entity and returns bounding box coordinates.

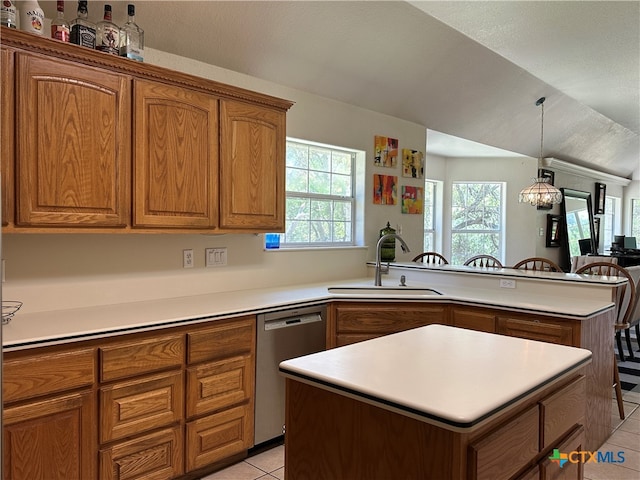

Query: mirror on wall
[559,188,597,271]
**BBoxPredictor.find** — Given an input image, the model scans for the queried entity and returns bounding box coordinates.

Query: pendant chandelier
[518,97,563,207]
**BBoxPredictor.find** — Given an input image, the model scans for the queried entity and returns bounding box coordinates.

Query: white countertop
[279,324,592,431]
[2,274,615,350]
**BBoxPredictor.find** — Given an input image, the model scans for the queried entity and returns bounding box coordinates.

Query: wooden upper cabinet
[133,79,218,228]
[1,47,14,227]
[15,52,131,227]
[219,99,285,231]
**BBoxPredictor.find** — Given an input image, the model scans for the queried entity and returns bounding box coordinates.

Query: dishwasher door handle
[263,313,323,331]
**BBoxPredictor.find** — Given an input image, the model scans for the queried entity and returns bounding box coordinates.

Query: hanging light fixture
[518,97,563,207]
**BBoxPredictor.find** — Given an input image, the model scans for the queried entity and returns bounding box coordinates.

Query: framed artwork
[536,168,555,211]
[593,216,601,247]
[401,149,424,178]
[546,214,562,247]
[374,135,398,168]
[594,182,606,214]
[401,186,423,214]
[373,174,397,205]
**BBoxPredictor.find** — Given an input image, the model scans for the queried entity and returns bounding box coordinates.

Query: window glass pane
[332,173,351,196]
[309,147,331,171]
[332,152,352,175]
[286,197,309,221]
[286,143,308,168]
[286,167,308,193]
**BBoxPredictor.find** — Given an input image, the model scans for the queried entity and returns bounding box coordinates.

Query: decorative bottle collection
[7,1,144,62]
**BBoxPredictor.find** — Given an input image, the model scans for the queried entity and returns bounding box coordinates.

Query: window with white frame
[450,182,504,265]
[423,180,436,251]
[632,199,640,239]
[601,195,621,251]
[276,139,357,247]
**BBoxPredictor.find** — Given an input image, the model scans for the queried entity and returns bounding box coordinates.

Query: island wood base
[284,376,586,480]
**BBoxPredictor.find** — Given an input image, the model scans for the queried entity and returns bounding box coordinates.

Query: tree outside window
[451,183,503,265]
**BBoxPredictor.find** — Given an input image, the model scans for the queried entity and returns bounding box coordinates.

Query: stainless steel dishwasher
[255,304,327,445]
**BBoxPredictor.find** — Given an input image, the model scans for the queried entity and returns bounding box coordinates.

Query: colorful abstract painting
[373,174,397,205]
[401,186,423,214]
[374,135,399,168]
[402,149,424,178]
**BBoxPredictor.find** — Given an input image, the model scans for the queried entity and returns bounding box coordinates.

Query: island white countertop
[3,273,617,350]
[279,324,592,431]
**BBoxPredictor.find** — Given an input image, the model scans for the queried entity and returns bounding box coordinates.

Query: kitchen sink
[328,286,442,297]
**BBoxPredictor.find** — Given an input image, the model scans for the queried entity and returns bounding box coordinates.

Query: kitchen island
[280,324,592,480]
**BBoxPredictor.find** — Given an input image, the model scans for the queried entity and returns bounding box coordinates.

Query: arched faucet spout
[375,234,410,286]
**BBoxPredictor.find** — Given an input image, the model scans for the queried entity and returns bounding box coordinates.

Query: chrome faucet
[375,233,410,286]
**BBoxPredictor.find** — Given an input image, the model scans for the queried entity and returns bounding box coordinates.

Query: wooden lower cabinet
[3,390,96,480]
[285,374,586,480]
[539,426,586,480]
[3,315,256,480]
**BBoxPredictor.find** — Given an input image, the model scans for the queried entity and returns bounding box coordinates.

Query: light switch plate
[206,248,227,267]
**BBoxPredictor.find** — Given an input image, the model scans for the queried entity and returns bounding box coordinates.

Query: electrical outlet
[205,247,227,267]
[1,259,5,283]
[183,249,194,268]
[499,278,516,289]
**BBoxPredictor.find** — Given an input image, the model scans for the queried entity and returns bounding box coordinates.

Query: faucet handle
[380,262,390,275]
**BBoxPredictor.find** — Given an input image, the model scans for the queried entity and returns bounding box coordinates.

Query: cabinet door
[3,390,96,480]
[16,53,130,227]
[1,47,14,227]
[219,99,285,231]
[134,79,218,228]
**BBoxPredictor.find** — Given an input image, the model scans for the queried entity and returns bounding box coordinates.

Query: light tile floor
[203,390,640,480]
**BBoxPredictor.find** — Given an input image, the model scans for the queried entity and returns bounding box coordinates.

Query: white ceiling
[39,1,640,176]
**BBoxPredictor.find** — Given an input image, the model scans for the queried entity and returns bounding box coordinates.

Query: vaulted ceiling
[39,1,640,177]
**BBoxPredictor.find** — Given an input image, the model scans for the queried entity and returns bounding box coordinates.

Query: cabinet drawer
[3,347,95,402]
[540,376,585,450]
[539,425,585,480]
[186,355,253,418]
[100,425,183,480]
[451,308,496,333]
[188,317,255,365]
[186,404,253,471]
[100,370,183,443]
[469,405,539,480]
[496,317,574,346]
[100,334,184,382]
[336,303,448,333]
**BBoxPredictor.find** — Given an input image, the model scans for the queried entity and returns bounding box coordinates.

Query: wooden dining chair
[412,252,449,265]
[463,255,503,268]
[575,261,638,420]
[512,257,563,272]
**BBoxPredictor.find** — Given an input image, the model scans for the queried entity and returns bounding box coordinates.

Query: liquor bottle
[95,4,119,55]
[119,3,144,61]
[70,0,95,48]
[1,0,18,29]
[18,0,44,35]
[50,0,69,42]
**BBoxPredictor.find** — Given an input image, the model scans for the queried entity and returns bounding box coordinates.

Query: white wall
[3,47,427,314]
